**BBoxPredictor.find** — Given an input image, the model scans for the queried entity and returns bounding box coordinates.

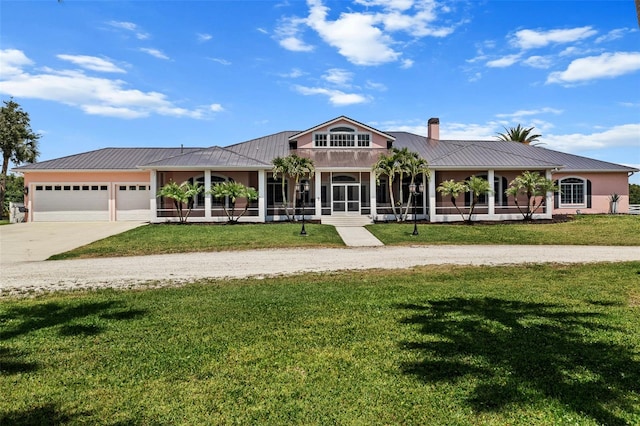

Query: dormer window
[314,126,371,148]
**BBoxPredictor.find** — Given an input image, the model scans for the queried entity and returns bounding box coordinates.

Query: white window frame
[313,126,371,148]
[559,177,586,208]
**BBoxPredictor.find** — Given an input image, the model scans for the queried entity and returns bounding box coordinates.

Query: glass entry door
[332,184,360,213]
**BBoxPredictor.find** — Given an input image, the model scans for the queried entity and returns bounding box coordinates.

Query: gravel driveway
[1,245,638,297]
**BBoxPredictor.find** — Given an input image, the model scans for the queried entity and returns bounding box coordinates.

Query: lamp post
[300,181,310,236]
[409,182,424,236]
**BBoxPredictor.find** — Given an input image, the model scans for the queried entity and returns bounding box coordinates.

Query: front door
[332,184,360,213]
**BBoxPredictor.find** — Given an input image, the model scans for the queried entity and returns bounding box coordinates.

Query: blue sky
[1,0,639,182]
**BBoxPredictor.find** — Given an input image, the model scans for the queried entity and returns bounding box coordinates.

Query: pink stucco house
[13,116,638,223]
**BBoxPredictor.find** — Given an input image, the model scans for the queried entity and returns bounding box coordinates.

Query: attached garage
[32,183,110,222]
[116,184,151,221]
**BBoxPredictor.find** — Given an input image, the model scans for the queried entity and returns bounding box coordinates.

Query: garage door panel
[32,184,109,222]
[116,184,151,221]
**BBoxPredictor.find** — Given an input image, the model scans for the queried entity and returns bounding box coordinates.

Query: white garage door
[32,184,109,222]
[116,184,150,221]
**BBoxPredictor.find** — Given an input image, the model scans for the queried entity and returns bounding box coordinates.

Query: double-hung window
[313,126,371,148]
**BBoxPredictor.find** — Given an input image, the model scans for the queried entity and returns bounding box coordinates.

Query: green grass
[49,223,344,260]
[0,219,10,226]
[368,214,640,246]
[2,262,639,425]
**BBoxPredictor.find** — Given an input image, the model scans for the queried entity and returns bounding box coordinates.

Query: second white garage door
[116,184,150,221]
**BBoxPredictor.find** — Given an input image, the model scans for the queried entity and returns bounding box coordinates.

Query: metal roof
[13,123,637,174]
[12,147,204,171]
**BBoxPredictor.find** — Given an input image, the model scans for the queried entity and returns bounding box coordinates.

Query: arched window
[559,177,589,207]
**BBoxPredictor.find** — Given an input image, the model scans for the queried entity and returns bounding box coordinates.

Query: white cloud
[139,48,170,60]
[509,26,597,50]
[57,54,126,73]
[293,85,369,106]
[275,0,456,66]
[546,52,640,85]
[279,68,304,78]
[543,124,640,152]
[0,49,221,120]
[522,55,553,69]
[366,80,387,91]
[496,108,563,120]
[322,68,353,86]
[595,28,634,44]
[107,20,150,40]
[486,54,521,68]
[440,122,498,140]
[0,49,34,76]
[279,37,315,52]
[400,58,414,68]
[197,33,212,42]
[209,57,232,66]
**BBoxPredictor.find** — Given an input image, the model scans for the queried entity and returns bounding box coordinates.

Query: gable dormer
[289,116,395,150]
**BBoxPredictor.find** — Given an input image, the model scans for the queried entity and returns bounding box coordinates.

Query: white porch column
[545,169,553,218]
[428,169,437,222]
[258,170,266,222]
[315,172,322,217]
[149,170,158,222]
[204,170,212,220]
[369,171,377,218]
[488,169,495,217]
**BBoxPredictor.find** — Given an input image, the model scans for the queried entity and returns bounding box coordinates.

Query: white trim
[558,176,587,208]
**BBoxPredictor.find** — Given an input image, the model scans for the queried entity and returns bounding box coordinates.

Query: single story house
[13,116,637,223]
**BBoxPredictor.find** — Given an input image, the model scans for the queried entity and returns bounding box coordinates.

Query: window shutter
[586,179,592,208]
[553,180,559,209]
[465,191,471,207]
[502,177,508,205]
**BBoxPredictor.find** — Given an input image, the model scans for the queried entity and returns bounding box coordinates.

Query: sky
[1,0,639,182]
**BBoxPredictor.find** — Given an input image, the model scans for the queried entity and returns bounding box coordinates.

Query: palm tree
[401,154,430,221]
[496,124,542,145]
[271,156,291,220]
[465,176,493,223]
[271,154,314,221]
[209,181,259,223]
[156,180,203,223]
[505,171,558,221]
[373,152,401,221]
[436,179,467,222]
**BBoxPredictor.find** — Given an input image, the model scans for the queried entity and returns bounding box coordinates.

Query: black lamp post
[409,182,424,236]
[300,181,310,236]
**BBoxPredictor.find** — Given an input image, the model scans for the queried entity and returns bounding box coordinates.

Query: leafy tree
[209,181,258,223]
[437,176,492,223]
[629,183,640,204]
[157,180,203,223]
[496,124,542,145]
[1,99,40,218]
[505,171,559,221]
[436,179,467,222]
[271,154,314,221]
[2,173,24,218]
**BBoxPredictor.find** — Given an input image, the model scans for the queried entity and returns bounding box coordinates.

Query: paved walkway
[335,226,384,246]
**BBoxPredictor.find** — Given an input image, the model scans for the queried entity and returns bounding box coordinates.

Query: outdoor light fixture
[23,186,29,195]
[300,181,309,236]
[409,182,424,236]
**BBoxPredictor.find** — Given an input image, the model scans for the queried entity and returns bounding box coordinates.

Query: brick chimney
[428,117,439,140]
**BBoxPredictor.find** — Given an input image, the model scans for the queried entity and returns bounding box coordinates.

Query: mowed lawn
[2,263,640,425]
[50,215,639,260]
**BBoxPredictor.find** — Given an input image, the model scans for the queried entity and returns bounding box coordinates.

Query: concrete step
[321,215,373,227]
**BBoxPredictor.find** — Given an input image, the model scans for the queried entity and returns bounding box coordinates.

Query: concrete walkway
[335,226,384,247]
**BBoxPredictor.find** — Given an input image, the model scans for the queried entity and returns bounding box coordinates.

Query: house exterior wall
[552,172,631,214]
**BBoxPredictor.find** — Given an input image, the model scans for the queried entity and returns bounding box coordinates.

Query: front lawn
[49,223,344,260]
[368,214,640,246]
[1,262,639,425]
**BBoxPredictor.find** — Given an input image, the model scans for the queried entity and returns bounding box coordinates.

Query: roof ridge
[217,145,272,166]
